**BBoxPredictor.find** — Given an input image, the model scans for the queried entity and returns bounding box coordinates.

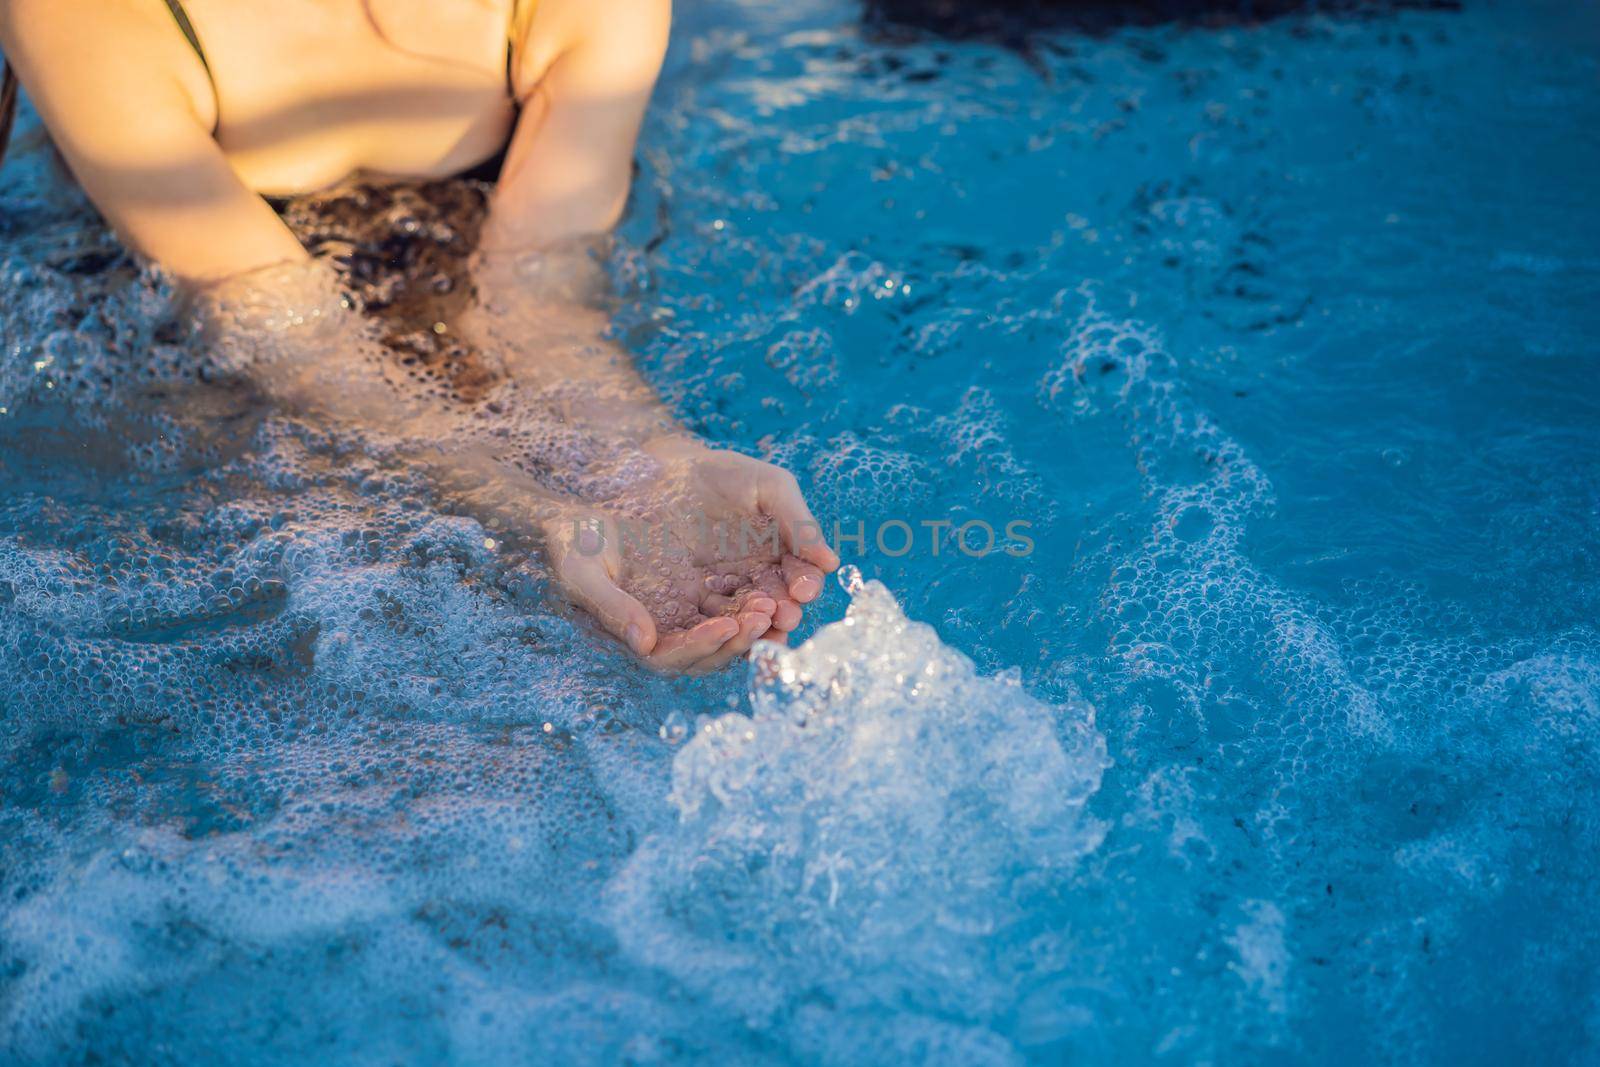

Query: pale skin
[0,0,838,672]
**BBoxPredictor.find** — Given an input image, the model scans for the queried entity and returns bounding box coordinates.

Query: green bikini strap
[163,0,213,83]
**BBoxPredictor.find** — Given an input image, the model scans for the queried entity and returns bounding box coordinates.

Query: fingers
[699,582,777,618]
[684,608,774,675]
[757,627,790,646]
[770,599,802,631]
[752,569,803,631]
[702,594,777,620]
[757,467,840,572]
[555,551,657,656]
[702,570,743,597]
[701,593,736,615]
[780,555,825,603]
[647,617,739,671]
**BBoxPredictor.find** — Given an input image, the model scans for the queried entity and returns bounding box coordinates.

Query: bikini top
[162,0,527,112]
[0,1,532,178]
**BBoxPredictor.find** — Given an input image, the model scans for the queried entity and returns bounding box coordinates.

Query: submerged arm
[197,249,835,674]
[459,0,837,658]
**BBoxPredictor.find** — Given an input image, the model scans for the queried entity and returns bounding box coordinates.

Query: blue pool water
[3,0,1599,1062]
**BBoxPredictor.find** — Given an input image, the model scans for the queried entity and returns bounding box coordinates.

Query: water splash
[606,568,1108,1060]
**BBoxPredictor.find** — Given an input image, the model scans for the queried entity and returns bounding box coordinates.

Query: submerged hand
[542,442,838,674]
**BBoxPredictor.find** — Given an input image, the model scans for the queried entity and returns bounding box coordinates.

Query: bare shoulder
[511,0,670,100]
[0,0,215,130]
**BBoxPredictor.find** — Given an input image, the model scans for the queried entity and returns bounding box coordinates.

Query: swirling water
[3,0,1599,1062]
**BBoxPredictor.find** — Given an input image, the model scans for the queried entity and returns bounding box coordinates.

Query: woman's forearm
[461,243,697,449]
[192,256,698,514]
[194,259,434,428]
[188,248,829,665]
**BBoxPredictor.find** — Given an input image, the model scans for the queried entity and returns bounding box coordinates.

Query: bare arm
[0,0,308,283]
[463,0,678,436]
[457,0,836,664]
[479,0,671,252]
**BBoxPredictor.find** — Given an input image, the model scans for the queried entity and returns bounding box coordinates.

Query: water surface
[3,0,1599,1062]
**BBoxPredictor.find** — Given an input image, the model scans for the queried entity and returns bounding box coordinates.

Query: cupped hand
[541,442,838,674]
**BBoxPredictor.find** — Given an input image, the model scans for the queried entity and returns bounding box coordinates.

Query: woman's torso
[171,0,531,194]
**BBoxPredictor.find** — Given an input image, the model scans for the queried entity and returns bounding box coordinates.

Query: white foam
[605,568,1107,1054]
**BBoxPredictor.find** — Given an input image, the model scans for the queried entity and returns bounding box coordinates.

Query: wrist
[642,433,712,463]
[467,238,613,311]
[193,259,355,377]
